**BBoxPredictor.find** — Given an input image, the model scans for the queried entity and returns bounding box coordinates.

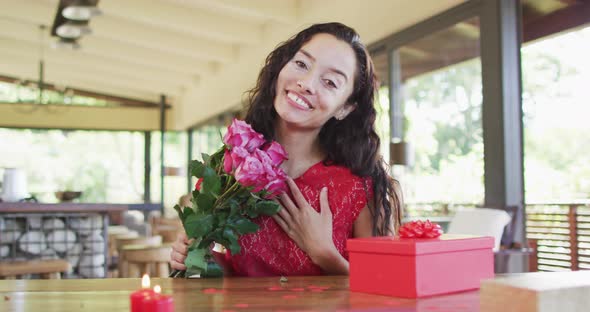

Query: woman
[170,22,402,276]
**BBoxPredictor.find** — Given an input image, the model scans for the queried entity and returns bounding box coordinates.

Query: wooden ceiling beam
[523,1,590,43]
[0,18,216,76]
[1,63,175,103]
[0,37,196,87]
[556,0,585,5]
[0,73,161,108]
[453,21,480,39]
[0,50,189,95]
[164,0,298,25]
[91,15,235,63]
[399,46,432,59]
[79,36,216,75]
[99,0,262,45]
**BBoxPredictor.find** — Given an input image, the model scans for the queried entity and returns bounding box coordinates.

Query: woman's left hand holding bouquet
[172,119,288,278]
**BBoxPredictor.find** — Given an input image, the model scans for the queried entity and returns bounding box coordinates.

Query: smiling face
[273,33,357,131]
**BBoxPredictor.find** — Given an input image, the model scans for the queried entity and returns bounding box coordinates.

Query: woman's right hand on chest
[170,232,191,270]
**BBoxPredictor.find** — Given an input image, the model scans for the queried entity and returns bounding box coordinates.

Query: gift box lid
[347,234,494,255]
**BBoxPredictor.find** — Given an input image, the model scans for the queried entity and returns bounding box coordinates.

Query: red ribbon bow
[398,220,443,238]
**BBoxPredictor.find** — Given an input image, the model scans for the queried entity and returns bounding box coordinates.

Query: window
[0,128,145,203]
[394,17,484,207]
[522,26,590,202]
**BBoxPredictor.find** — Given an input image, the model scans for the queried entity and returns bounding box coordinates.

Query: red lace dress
[226,161,372,276]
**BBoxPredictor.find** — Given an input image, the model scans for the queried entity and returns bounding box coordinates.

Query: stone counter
[0,202,160,279]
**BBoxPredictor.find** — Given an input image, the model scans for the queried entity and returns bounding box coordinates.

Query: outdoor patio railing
[525,202,590,271]
[405,202,590,272]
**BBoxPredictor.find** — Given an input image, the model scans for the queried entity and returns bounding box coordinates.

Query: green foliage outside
[0,129,144,203]
[0,81,114,106]
[374,26,590,208]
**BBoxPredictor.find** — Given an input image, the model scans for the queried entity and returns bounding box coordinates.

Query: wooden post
[528,239,538,272]
[568,204,579,271]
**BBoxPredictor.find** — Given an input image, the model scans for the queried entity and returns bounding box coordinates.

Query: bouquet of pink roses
[173,119,288,277]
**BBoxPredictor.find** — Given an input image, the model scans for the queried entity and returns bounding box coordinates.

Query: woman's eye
[325,79,337,88]
[295,60,307,69]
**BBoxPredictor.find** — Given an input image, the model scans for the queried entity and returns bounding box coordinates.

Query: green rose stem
[213,179,240,209]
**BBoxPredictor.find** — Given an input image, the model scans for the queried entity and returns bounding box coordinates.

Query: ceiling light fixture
[62,1,102,21]
[56,20,91,39]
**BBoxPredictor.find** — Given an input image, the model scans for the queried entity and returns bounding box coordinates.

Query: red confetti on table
[267,286,283,291]
[202,288,226,294]
[281,295,298,299]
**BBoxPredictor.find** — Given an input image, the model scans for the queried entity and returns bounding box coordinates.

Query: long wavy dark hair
[244,22,402,236]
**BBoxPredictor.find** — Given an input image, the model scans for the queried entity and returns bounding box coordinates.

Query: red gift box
[347,234,494,298]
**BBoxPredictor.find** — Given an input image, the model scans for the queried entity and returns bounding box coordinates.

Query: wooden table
[0,276,480,311]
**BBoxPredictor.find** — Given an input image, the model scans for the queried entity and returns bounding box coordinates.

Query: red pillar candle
[141,285,174,312]
[130,274,154,312]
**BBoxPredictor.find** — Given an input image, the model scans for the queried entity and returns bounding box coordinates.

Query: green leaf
[203,229,226,247]
[245,210,259,219]
[182,206,195,221]
[256,200,281,216]
[185,243,208,275]
[201,261,223,278]
[202,167,221,195]
[174,204,194,223]
[247,196,257,206]
[196,193,216,214]
[184,214,214,238]
[209,147,225,169]
[197,238,214,250]
[215,211,229,226]
[173,204,183,221]
[223,228,241,255]
[228,199,240,217]
[231,218,259,235]
[201,153,211,164]
[190,160,206,178]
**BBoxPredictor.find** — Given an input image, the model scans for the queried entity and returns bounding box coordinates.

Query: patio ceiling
[0,0,464,129]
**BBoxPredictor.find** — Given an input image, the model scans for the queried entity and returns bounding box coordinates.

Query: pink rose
[234,155,265,191]
[230,146,250,171]
[223,149,233,174]
[263,141,288,167]
[223,119,265,152]
[263,170,287,198]
[254,149,274,176]
[253,149,275,191]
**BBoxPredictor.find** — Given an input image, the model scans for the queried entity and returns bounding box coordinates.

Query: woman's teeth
[287,92,312,109]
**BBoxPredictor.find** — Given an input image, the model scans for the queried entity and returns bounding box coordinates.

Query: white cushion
[447,208,511,251]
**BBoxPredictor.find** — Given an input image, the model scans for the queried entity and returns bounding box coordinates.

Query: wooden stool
[108,230,137,260]
[150,216,182,228]
[121,244,172,278]
[108,225,130,235]
[107,230,138,277]
[116,235,162,278]
[152,225,182,243]
[0,259,70,279]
